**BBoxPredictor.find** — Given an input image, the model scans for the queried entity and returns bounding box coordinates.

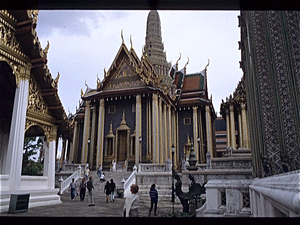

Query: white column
[96,99,105,168]
[193,106,198,162]
[45,138,56,189]
[5,70,30,190]
[152,93,159,163]
[163,103,167,162]
[135,95,142,166]
[89,105,97,168]
[238,107,243,149]
[225,108,231,147]
[229,104,236,149]
[241,103,249,148]
[205,105,213,157]
[159,98,163,163]
[81,100,91,164]
[70,121,78,163]
[167,105,172,160]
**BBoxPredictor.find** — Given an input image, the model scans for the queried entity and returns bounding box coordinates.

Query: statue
[174,173,190,213]
[174,172,206,213]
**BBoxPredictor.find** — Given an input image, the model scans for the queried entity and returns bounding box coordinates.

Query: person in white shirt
[123,184,140,217]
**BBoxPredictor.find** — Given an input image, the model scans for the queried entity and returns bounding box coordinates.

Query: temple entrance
[117,130,127,162]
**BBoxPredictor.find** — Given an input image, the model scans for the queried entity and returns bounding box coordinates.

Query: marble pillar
[96,99,105,168]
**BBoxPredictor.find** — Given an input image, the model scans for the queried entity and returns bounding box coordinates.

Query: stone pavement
[0,171,183,217]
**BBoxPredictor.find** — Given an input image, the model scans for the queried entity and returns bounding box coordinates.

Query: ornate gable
[103,55,145,90]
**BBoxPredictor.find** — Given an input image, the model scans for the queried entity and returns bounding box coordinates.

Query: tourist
[87,176,95,206]
[110,179,116,202]
[148,183,158,216]
[112,159,116,172]
[104,181,111,203]
[123,184,140,217]
[79,177,87,201]
[68,178,77,201]
[85,167,90,180]
[97,164,102,178]
[100,172,106,183]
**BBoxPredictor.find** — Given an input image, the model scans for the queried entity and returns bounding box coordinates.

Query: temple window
[108,106,116,114]
[184,118,191,125]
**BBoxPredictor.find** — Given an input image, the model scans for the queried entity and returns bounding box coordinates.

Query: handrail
[59,166,82,194]
[123,170,136,198]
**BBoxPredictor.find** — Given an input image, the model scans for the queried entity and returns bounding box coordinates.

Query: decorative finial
[43,40,50,55]
[81,88,83,97]
[130,35,133,49]
[176,53,181,65]
[85,80,88,87]
[121,29,124,44]
[104,68,107,77]
[205,59,210,70]
[184,57,189,69]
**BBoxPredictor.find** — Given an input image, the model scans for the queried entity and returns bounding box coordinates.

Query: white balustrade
[59,166,82,194]
[249,170,300,217]
[123,168,137,198]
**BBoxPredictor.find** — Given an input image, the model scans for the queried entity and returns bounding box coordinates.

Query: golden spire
[121,29,124,45]
[81,88,83,97]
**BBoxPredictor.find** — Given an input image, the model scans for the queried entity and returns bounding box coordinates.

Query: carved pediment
[103,56,145,90]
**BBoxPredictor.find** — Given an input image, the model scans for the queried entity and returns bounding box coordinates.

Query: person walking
[148,183,158,216]
[110,179,116,202]
[97,164,102,179]
[79,177,87,201]
[85,167,90,180]
[123,184,140,217]
[100,172,106,183]
[68,178,77,201]
[104,181,111,203]
[87,176,95,206]
[112,159,116,172]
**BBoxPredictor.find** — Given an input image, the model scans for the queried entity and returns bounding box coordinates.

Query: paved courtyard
[1,171,183,218]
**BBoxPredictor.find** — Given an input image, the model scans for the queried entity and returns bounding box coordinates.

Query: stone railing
[59,166,82,194]
[123,166,137,198]
[249,170,300,217]
[138,163,168,172]
[203,179,252,217]
[211,157,252,170]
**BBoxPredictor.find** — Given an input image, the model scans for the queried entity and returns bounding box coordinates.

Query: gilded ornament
[121,29,124,44]
[130,35,133,50]
[43,40,50,56]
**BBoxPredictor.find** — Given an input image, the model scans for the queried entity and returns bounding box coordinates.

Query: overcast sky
[36,10,242,116]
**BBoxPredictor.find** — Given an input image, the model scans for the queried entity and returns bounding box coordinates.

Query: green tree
[22,136,44,176]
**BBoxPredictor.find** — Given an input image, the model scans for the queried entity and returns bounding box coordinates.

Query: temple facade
[239,11,300,178]
[69,10,216,170]
[0,10,70,212]
[219,74,250,153]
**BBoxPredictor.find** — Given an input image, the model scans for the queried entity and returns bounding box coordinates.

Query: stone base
[0,188,61,213]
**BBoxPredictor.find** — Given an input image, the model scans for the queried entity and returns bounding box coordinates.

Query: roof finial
[104,68,107,78]
[184,57,189,69]
[121,29,124,44]
[130,35,133,49]
[205,59,210,70]
[176,53,181,66]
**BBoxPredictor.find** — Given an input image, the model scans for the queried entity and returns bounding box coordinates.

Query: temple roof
[5,10,70,136]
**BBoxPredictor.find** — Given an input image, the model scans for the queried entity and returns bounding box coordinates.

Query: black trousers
[149,201,157,215]
[80,188,86,200]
